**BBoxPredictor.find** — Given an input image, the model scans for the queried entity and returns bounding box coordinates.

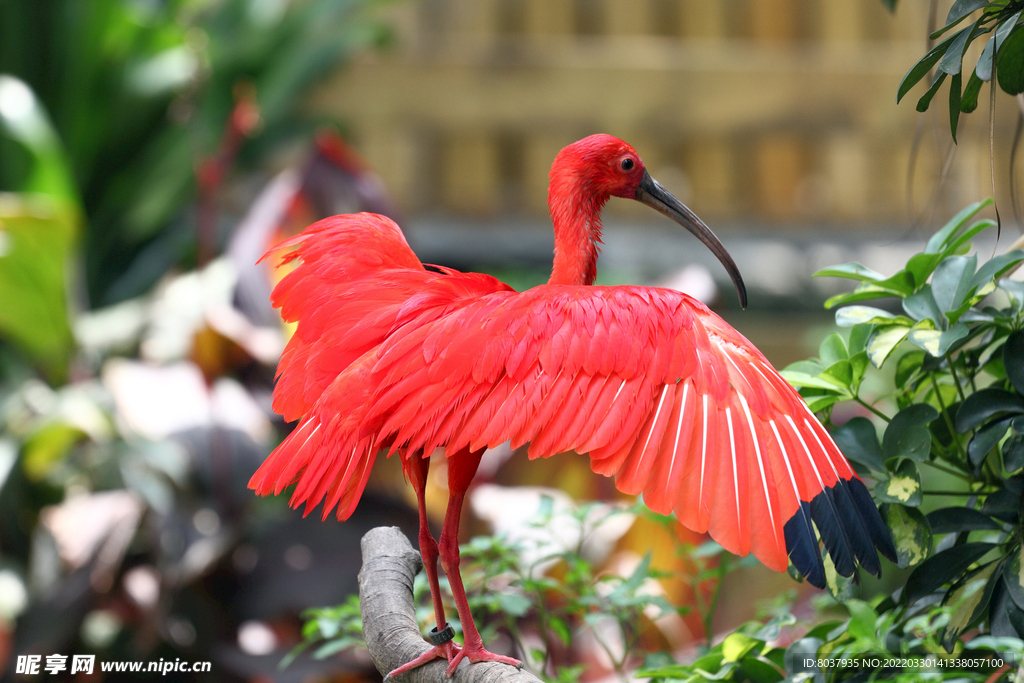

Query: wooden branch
[358,526,543,683]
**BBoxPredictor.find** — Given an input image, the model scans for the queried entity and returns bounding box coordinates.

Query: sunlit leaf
[904,542,998,604]
[883,503,932,568]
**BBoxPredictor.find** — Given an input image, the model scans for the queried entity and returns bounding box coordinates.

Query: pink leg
[384,452,461,681]
[437,447,522,678]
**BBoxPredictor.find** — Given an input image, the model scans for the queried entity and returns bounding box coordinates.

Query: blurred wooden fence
[310,0,1017,231]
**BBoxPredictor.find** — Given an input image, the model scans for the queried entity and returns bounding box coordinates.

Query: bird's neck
[548,185,607,286]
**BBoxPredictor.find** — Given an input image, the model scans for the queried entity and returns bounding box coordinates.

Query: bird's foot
[383,631,461,681]
[443,644,522,679]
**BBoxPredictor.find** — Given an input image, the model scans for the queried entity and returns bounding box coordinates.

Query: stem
[856,397,891,423]
[924,460,972,481]
[922,489,976,496]
[946,355,968,404]
[929,372,968,462]
[703,555,729,641]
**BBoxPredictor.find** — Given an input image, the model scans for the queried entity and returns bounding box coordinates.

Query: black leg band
[428,624,456,646]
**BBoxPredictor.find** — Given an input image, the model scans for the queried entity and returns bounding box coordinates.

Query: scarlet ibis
[250,134,896,678]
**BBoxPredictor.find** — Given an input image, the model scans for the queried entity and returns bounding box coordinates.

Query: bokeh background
[0,0,1019,681]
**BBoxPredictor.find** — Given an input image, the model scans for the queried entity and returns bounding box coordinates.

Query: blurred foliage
[299,499,760,681]
[0,0,393,308]
[891,0,1024,141]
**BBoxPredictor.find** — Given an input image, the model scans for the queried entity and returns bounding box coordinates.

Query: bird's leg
[384,452,460,681]
[438,447,523,678]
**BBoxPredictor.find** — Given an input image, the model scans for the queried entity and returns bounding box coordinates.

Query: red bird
[250,135,896,679]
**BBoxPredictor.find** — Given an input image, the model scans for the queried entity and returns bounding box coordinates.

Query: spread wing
[361,285,895,587]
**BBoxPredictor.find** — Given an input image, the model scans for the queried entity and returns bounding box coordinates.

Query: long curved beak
[635,170,747,308]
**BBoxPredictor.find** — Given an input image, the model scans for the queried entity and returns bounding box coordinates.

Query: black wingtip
[784,477,896,588]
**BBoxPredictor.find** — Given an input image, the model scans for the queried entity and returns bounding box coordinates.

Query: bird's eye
[620,157,635,171]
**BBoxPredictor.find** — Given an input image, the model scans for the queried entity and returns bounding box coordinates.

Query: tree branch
[358,526,543,683]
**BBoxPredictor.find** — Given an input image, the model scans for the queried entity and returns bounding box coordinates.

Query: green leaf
[833,417,885,472]
[969,417,1012,466]
[907,323,970,357]
[918,70,948,112]
[549,616,572,646]
[932,254,978,313]
[819,332,848,365]
[904,542,999,604]
[845,599,879,640]
[924,199,993,253]
[812,263,886,281]
[998,25,1024,94]
[1003,435,1024,472]
[0,76,80,203]
[780,369,848,392]
[972,250,1024,291]
[722,633,763,662]
[902,285,945,323]
[883,404,938,462]
[939,26,974,74]
[942,559,1001,650]
[496,592,531,617]
[961,69,984,112]
[896,350,927,386]
[874,460,923,506]
[834,306,901,327]
[1004,331,1024,395]
[866,325,915,368]
[978,33,997,81]
[956,388,1024,432]
[926,506,1003,533]
[848,324,872,355]
[883,503,933,568]
[1002,546,1024,611]
[0,196,76,382]
[899,30,968,103]
[944,0,988,31]
[982,486,1022,521]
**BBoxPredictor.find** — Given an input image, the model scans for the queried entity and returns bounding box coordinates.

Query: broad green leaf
[977,33,996,81]
[924,199,993,253]
[926,506,1003,533]
[969,417,1012,466]
[873,269,916,296]
[883,503,932,568]
[932,254,977,313]
[737,655,783,683]
[22,422,87,481]
[833,418,885,472]
[899,30,968,103]
[1011,331,1024,395]
[812,262,885,281]
[496,592,531,617]
[874,460,923,506]
[780,370,848,392]
[960,70,984,112]
[982,486,1022,521]
[883,404,939,462]
[943,560,1001,650]
[918,69,948,112]
[722,633,763,662]
[907,323,970,357]
[904,542,998,604]
[906,252,943,286]
[834,306,902,327]
[867,324,926,368]
[896,350,927,386]
[956,388,1024,432]
[823,550,857,601]
[938,25,974,74]
[971,250,1024,291]
[820,360,853,388]
[902,285,945,323]
[945,0,988,30]
[1002,546,1024,611]
[848,324,872,355]
[845,599,879,640]
[0,195,76,382]
[1003,435,1024,472]
[819,333,848,365]
[824,287,904,309]
[998,25,1024,94]
[0,76,79,203]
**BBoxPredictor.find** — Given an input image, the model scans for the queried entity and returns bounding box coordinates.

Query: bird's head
[548,134,746,307]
